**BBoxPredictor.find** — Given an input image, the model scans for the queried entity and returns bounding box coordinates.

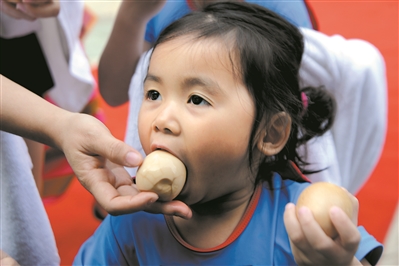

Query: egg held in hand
[136,150,186,201]
[296,182,354,239]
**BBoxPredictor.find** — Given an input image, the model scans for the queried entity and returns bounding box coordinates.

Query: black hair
[151,2,336,183]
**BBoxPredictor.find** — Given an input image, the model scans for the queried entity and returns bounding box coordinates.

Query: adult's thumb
[96,135,143,167]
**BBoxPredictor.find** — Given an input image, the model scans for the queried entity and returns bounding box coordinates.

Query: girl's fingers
[284,203,302,240]
[284,203,310,250]
[296,206,336,253]
[330,206,361,251]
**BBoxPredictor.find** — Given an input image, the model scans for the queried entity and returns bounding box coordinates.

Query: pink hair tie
[301,91,308,115]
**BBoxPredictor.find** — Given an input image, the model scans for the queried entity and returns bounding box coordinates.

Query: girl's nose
[152,104,181,135]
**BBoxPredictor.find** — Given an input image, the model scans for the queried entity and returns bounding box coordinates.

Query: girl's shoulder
[108,211,166,233]
[260,171,311,205]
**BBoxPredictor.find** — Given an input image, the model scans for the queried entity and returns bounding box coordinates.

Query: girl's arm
[98,0,164,106]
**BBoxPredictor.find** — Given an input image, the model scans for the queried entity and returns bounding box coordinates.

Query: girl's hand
[283,192,361,265]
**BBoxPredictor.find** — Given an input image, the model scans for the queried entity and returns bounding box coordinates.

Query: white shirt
[0,132,60,265]
[0,2,95,112]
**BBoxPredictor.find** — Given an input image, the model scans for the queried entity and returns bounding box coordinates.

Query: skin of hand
[98,0,165,106]
[283,190,365,265]
[0,0,59,21]
[0,250,20,266]
[105,160,192,218]
[0,75,191,218]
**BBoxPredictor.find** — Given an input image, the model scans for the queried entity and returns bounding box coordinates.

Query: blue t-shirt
[74,173,382,265]
[145,0,313,44]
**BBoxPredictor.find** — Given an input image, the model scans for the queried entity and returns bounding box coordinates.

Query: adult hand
[105,160,192,218]
[283,191,361,265]
[0,0,59,21]
[57,113,192,218]
[56,112,144,215]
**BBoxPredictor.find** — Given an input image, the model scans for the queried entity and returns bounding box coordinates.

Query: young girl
[75,2,382,265]
[121,2,386,196]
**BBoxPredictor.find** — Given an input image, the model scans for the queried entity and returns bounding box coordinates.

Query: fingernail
[125,152,141,167]
[147,196,158,205]
[147,199,156,205]
[285,202,295,210]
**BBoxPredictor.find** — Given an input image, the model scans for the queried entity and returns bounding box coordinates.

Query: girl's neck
[190,187,253,215]
[172,183,256,249]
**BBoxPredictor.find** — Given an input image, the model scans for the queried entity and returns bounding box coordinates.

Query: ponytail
[299,86,336,143]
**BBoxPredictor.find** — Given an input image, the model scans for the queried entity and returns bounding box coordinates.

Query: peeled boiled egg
[136,150,186,201]
[296,182,353,238]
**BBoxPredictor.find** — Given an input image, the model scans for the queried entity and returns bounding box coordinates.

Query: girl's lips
[150,144,177,158]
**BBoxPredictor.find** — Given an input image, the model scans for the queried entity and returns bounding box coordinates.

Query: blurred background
[82,1,120,66]
[41,1,398,265]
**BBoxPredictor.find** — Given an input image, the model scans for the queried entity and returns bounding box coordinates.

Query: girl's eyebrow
[144,74,222,96]
[144,74,161,84]
[181,77,222,96]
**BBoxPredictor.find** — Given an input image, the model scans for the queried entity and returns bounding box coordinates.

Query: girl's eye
[188,95,209,106]
[146,90,161,101]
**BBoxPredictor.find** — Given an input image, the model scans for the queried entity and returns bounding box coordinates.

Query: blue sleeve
[144,19,156,44]
[73,216,129,266]
[247,0,312,28]
[144,2,191,44]
[355,226,383,266]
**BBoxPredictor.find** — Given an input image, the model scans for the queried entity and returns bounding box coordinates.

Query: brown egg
[136,150,186,201]
[296,182,353,238]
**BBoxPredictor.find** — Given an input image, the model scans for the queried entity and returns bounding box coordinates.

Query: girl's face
[138,37,257,205]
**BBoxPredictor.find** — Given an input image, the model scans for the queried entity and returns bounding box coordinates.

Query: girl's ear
[257,112,291,156]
